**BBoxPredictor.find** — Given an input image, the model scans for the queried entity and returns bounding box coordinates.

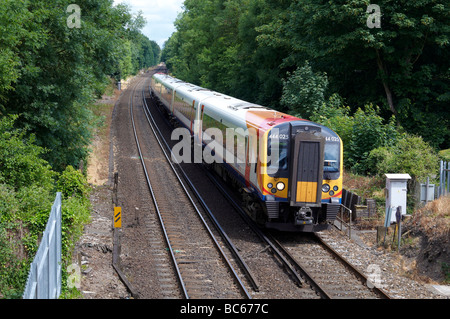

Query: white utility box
[385,174,411,223]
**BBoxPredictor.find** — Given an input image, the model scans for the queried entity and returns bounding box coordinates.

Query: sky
[113,0,185,49]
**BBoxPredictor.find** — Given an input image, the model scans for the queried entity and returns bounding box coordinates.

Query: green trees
[259,0,449,148]
[281,62,329,119]
[162,0,288,107]
[162,0,449,163]
[0,0,160,171]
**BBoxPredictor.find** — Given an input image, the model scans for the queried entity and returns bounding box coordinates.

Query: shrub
[281,61,328,119]
[367,134,439,181]
[59,195,91,296]
[0,222,28,299]
[347,105,400,173]
[56,165,92,296]
[0,121,93,298]
[439,149,450,161]
[57,165,90,199]
[0,116,56,191]
[313,102,401,173]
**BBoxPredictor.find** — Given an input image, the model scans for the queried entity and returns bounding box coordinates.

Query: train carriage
[151,73,343,232]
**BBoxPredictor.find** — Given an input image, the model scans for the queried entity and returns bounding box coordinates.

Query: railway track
[129,74,251,299]
[276,232,392,299]
[209,171,392,299]
[205,171,328,298]
[140,69,392,299]
[141,81,260,294]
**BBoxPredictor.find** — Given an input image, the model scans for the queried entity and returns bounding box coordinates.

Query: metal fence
[22,193,62,299]
[439,161,449,198]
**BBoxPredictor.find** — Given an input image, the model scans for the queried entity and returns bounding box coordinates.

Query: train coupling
[295,207,314,226]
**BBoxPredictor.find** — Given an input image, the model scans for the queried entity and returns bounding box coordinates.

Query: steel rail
[129,76,189,298]
[209,169,390,299]
[139,76,252,299]
[143,81,260,293]
[313,233,392,299]
[265,233,333,299]
[203,171,312,291]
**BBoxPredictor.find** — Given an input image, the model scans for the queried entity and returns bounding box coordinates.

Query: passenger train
[150,73,343,232]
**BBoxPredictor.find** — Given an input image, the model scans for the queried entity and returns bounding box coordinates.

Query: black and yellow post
[113,172,121,228]
[114,206,122,228]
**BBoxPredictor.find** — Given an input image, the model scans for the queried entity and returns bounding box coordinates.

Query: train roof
[152,73,315,133]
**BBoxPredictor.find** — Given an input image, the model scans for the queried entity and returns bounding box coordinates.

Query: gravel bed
[317,227,448,299]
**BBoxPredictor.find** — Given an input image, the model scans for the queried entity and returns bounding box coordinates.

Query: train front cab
[263,122,342,232]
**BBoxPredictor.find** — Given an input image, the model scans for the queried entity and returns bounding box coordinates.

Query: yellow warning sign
[114,207,122,228]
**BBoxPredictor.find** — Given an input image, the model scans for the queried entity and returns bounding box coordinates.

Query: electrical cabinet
[385,174,411,223]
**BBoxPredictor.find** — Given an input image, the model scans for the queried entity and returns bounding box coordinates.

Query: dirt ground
[74,88,130,299]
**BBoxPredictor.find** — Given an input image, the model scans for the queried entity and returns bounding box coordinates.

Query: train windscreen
[267,124,290,177]
[324,143,340,172]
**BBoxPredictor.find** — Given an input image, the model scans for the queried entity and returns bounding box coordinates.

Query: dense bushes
[344,106,400,174]
[367,135,439,182]
[315,103,439,179]
[0,116,91,298]
[57,165,90,199]
[0,116,56,190]
[0,117,54,297]
[58,168,91,297]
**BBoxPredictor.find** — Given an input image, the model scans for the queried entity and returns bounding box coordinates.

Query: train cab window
[267,141,288,173]
[267,125,290,177]
[324,143,340,172]
[323,142,340,180]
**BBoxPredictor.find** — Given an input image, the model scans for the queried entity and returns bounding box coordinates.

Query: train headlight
[267,183,273,189]
[276,182,285,191]
[333,186,339,191]
[322,184,330,193]
[329,190,335,196]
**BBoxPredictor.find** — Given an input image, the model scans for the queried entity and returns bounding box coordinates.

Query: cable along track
[129,75,251,299]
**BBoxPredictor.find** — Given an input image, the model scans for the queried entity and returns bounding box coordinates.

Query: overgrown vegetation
[407,196,450,282]
[439,149,450,161]
[0,116,92,298]
[162,0,449,170]
[0,0,160,172]
[410,196,450,243]
[0,0,160,298]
